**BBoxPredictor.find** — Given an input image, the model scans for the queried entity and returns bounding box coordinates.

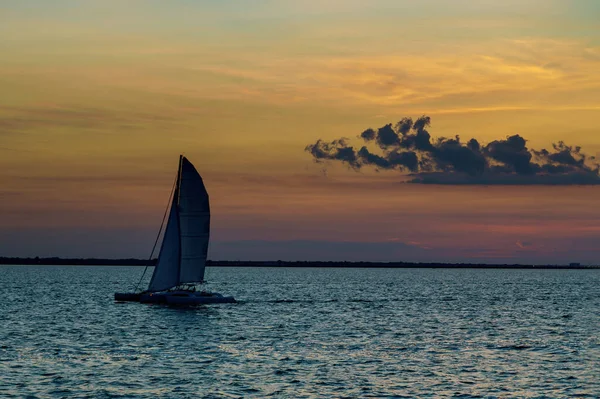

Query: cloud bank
[305,116,600,185]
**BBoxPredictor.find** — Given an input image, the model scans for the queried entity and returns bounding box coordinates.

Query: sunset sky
[1,1,599,264]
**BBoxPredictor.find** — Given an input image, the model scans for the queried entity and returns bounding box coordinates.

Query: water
[0,266,598,398]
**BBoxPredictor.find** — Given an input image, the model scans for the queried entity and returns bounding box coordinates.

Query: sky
[1,0,599,264]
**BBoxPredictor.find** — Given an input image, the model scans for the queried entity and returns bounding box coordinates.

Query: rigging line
[133,169,179,293]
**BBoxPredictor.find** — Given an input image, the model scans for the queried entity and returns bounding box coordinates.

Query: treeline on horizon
[0,257,597,269]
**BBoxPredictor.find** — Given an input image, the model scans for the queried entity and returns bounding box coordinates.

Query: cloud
[305,115,600,185]
[516,240,541,250]
[408,171,600,185]
[0,106,176,135]
[304,138,361,169]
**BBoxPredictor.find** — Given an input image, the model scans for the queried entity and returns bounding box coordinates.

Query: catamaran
[115,155,235,305]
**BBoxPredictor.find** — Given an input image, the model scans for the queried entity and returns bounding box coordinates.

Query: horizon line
[1,257,597,269]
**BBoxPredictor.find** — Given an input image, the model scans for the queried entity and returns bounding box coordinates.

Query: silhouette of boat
[115,156,235,305]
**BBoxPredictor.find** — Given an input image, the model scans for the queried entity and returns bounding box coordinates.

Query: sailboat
[115,155,235,305]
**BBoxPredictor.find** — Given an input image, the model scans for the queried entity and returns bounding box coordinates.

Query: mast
[177,155,183,206]
[175,154,183,285]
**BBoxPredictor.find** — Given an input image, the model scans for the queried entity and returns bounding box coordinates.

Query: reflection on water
[1,266,599,398]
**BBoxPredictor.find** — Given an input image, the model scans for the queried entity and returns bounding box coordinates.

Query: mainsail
[147,156,210,292]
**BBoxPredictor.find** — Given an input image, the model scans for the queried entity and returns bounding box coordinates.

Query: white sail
[178,157,210,284]
[147,197,181,292]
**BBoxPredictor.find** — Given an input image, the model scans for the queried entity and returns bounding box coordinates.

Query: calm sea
[1,266,598,398]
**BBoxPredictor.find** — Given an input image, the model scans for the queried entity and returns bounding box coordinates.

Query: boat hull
[115,291,235,305]
[114,292,142,302]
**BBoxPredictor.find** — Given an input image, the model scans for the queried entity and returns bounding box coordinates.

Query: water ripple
[0,266,598,398]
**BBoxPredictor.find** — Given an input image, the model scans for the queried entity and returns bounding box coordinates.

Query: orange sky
[1,1,599,263]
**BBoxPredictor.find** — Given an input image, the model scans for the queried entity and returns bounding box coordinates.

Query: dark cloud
[467,138,480,152]
[388,150,419,172]
[305,116,600,185]
[395,117,413,135]
[432,136,487,176]
[305,138,361,169]
[484,135,535,175]
[412,115,431,133]
[360,128,376,141]
[357,146,391,169]
[375,124,400,148]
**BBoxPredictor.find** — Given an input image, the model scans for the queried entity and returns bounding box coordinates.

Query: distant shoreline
[0,257,598,269]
